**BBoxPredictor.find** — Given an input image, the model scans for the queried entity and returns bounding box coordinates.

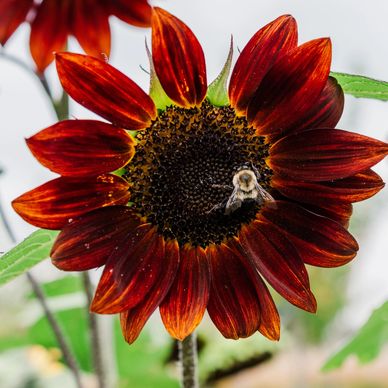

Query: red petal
[91,225,166,314]
[247,38,332,136]
[290,76,344,133]
[227,238,280,341]
[0,0,33,45]
[12,175,129,230]
[160,245,211,340]
[56,53,156,130]
[30,0,70,73]
[151,7,207,107]
[254,274,280,340]
[239,221,316,313]
[120,240,180,344]
[272,169,385,205]
[229,15,297,114]
[301,202,353,229]
[269,129,388,181]
[207,244,261,339]
[110,0,152,28]
[26,120,134,177]
[51,206,140,271]
[71,0,110,59]
[260,201,359,267]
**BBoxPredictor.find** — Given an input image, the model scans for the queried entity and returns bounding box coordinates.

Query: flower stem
[179,333,199,388]
[82,272,107,388]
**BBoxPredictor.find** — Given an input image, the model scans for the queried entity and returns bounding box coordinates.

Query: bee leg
[250,162,261,179]
[211,184,233,190]
[205,200,227,215]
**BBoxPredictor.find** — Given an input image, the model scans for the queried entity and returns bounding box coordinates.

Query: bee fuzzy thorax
[234,170,257,191]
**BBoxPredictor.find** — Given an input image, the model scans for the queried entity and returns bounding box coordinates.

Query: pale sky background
[0,0,388,338]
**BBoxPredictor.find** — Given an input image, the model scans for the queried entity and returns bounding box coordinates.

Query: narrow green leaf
[145,40,174,111]
[331,72,388,101]
[0,229,59,286]
[322,301,388,371]
[207,37,233,107]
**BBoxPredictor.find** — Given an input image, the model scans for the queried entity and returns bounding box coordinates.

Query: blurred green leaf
[331,72,388,100]
[28,275,83,299]
[114,319,178,388]
[322,301,388,371]
[0,307,92,372]
[31,308,92,372]
[292,266,348,343]
[0,229,59,286]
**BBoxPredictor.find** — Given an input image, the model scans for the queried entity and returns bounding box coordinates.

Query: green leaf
[331,72,388,101]
[207,37,233,107]
[0,229,59,286]
[322,301,388,371]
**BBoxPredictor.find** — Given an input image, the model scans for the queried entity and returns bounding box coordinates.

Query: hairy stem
[82,272,106,388]
[179,333,199,388]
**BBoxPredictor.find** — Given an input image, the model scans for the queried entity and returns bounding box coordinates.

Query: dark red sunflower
[13,8,388,343]
[0,0,152,73]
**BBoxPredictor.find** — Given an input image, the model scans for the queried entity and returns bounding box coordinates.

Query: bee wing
[225,187,242,215]
[255,183,277,209]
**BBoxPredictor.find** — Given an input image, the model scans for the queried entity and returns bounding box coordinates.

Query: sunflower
[0,0,152,72]
[13,8,388,343]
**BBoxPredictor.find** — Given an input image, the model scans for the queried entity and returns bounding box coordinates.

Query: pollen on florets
[124,100,272,247]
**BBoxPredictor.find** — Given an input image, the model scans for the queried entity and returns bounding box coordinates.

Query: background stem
[179,332,199,388]
[82,272,107,388]
[27,272,84,388]
[0,52,58,117]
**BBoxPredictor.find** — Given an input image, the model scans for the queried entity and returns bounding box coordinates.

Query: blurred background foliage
[1,263,379,388]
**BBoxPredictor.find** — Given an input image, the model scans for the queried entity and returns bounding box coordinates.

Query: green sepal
[331,72,388,101]
[146,40,174,111]
[207,37,233,107]
[0,229,59,286]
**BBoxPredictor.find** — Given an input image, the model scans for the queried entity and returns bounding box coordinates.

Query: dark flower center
[124,101,272,247]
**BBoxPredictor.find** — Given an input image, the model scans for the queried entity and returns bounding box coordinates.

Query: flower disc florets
[125,101,272,247]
